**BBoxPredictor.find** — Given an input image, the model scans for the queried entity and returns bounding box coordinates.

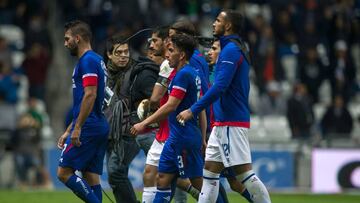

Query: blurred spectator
[257,80,287,116]
[0,0,13,24]
[0,60,19,104]
[320,95,353,138]
[329,40,356,104]
[11,112,42,188]
[287,83,314,140]
[299,46,326,103]
[25,14,52,52]
[11,97,52,189]
[0,36,12,68]
[22,42,51,100]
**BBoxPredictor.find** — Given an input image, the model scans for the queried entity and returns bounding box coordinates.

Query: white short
[146,139,165,166]
[205,126,251,168]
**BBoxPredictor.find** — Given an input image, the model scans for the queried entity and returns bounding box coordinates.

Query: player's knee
[156,173,168,188]
[57,169,70,183]
[143,165,157,186]
[229,181,242,193]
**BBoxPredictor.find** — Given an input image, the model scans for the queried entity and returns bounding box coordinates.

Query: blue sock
[91,184,102,202]
[241,188,253,203]
[154,187,171,203]
[65,174,100,203]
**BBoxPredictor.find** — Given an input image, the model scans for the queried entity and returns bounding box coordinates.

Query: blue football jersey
[168,64,201,140]
[71,50,107,128]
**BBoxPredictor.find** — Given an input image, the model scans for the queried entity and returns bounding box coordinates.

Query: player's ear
[107,51,112,60]
[225,21,232,33]
[75,35,81,44]
[180,51,186,61]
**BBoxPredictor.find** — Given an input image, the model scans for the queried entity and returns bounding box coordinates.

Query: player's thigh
[181,146,204,179]
[146,139,164,167]
[157,141,178,175]
[204,127,223,164]
[217,126,252,168]
[59,135,99,172]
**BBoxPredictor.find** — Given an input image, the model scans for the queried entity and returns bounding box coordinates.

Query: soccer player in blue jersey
[131,34,206,203]
[177,10,272,203]
[169,20,229,203]
[57,20,109,203]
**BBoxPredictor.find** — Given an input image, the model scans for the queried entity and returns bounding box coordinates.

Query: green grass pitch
[0,190,360,203]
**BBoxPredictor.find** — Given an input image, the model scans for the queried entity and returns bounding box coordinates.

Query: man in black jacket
[104,34,159,203]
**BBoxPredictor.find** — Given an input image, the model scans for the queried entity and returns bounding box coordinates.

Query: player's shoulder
[81,50,103,63]
[177,64,196,79]
[159,59,174,79]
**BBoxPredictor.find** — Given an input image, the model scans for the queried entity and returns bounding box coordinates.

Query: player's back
[72,50,108,132]
[168,64,202,145]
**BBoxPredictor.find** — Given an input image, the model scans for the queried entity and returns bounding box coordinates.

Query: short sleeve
[79,56,99,87]
[158,60,173,78]
[169,71,188,100]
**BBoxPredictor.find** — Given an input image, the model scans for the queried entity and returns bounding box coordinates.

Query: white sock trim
[143,186,157,192]
[203,169,220,179]
[236,169,255,183]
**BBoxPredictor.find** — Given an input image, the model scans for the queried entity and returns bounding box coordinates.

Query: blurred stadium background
[0,0,360,202]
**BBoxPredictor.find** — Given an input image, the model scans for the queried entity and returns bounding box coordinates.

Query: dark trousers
[106,136,140,203]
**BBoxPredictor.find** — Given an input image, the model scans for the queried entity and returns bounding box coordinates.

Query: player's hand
[130,122,146,136]
[57,132,69,149]
[71,127,82,147]
[176,109,193,124]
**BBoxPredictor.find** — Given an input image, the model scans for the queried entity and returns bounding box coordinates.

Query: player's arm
[72,86,97,146]
[149,82,167,109]
[178,49,242,120]
[190,50,241,115]
[198,109,207,152]
[149,59,173,108]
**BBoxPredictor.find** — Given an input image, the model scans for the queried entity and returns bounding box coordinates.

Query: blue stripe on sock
[241,173,255,184]
[157,187,171,192]
[204,176,219,180]
[241,189,253,202]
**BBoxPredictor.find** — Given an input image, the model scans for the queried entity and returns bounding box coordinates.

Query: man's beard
[150,47,163,57]
[213,27,225,38]
[69,46,78,56]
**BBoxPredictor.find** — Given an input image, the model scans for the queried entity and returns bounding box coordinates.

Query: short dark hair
[106,34,129,54]
[64,20,92,42]
[170,34,196,61]
[170,20,196,36]
[222,9,244,34]
[153,26,169,40]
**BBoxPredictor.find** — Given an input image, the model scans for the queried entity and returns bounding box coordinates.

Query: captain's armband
[156,76,170,88]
